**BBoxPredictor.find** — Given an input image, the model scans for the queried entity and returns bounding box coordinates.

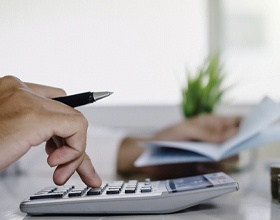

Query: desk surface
[1,159,280,220]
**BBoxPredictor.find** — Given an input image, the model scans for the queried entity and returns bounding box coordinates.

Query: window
[218,0,280,104]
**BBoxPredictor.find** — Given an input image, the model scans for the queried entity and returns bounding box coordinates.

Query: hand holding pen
[0,75,112,187]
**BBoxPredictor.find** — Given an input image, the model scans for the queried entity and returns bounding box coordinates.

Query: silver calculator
[20,172,239,215]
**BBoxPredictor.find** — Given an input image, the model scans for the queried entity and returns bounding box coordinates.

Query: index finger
[52,152,102,187]
[76,154,102,187]
[25,82,66,98]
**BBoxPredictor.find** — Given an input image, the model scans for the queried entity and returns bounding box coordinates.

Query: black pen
[52,91,113,108]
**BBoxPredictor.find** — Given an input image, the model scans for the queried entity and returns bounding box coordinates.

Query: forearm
[117,137,146,175]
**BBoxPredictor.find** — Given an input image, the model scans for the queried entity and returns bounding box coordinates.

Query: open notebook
[135,97,280,167]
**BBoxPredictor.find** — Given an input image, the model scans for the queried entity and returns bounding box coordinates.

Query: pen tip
[93,91,113,101]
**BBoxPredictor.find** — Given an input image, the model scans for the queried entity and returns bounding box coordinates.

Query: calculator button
[108,181,124,188]
[72,187,85,191]
[145,178,151,183]
[68,190,84,197]
[87,183,108,196]
[87,188,102,195]
[30,192,65,200]
[125,187,136,193]
[29,186,74,200]
[68,192,82,197]
[42,187,57,191]
[105,181,123,194]
[140,186,152,193]
[127,180,138,186]
[106,189,121,194]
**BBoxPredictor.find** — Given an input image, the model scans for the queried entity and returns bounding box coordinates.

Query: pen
[52,91,113,108]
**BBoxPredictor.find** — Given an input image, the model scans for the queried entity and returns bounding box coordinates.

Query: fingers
[35,100,97,187]
[52,152,102,187]
[45,138,57,155]
[76,154,102,187]
[44,113,101,187]
[47,146,82,167]
[46,136,102,187]
[185,114,241,143]
[46,133,102,187]
[25,82,66,98]
[43,112,87,171]
[167,119,234,143]
[191,114,241,132]
[41,96,101,187]
[52,154,84,185]
[193,124,237,143]
[0,75,66,99]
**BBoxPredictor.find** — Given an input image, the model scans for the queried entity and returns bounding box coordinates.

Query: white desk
[1,157,280,220]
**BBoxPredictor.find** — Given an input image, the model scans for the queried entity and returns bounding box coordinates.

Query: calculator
[20,172,239,215]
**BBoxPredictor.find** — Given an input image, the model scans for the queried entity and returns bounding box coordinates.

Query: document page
[135,97,280,167]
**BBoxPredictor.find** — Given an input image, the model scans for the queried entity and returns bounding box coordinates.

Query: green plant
[181,55,227,118]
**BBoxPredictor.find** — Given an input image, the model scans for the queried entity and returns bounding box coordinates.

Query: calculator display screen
[167,175,213,192]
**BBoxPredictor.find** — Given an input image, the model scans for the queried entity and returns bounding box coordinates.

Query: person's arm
[0,75,101,187]
[117,114,241,179]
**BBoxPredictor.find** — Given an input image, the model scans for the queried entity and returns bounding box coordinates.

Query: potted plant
[181,55,227,118]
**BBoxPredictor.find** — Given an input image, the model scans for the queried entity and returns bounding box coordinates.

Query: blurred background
[2,0,280,184]
[1,0,280,127]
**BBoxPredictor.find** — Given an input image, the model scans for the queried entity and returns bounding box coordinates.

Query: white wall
[0,0,208,105]
[220,0,280,104]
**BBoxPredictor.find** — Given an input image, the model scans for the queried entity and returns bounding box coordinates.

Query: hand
[0,75,101,187]
[152,114,241,142]
[117,114,241,179]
